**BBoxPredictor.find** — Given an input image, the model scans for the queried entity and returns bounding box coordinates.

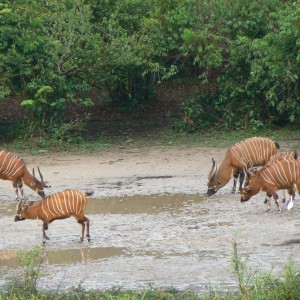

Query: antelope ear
[250,167,258,176]
[44,181,51,188]
[22,205,28,211]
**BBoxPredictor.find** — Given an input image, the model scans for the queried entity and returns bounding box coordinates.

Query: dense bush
[1,0,300,136]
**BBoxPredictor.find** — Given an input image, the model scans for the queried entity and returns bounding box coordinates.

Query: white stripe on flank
[79,192,84,214]
[0,152,10,172]
[11,165,23,177]
[287,160,293,182]
[257,138,264,162]
[45,197,57,216]
[231,147,247,167]
[2,157,15,175]
[66,191,72,213]
[261,171,276,186]
[56,193,65,216]
[6,158,20,177]
[268,164,284,186]
[52,193,62,216]
[63,192,69,214]
[249,138,258,163]
[275,162,288,186]
[67,190,72,213]
[67,191,72,213]
[41,201,49,219]
[75,191,79,215]
[71,190,75,213]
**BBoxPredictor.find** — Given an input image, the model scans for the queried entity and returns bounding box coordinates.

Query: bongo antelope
[207,137,280,196]
[241,158,300,211]
[0,151,50,199]
[14,190,93,244]
[266,151,297,166]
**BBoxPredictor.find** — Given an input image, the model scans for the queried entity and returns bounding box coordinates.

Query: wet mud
[0,146,299,293]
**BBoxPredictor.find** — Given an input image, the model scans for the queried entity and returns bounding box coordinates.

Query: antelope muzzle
[14,215,25,222]
[37,190,46,198]
[207,187,217,196]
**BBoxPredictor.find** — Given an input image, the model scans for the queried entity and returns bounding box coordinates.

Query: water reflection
[86,194,204,215]
[0,247,127,268]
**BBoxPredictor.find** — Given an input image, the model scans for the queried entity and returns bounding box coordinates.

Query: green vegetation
[1,126,300,155]
[1,243,300,299]
[1,0,300,143]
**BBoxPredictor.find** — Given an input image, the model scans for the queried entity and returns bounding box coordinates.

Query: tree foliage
[1,0,300,136]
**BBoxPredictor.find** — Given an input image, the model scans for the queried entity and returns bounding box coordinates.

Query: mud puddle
[0,192,300,293]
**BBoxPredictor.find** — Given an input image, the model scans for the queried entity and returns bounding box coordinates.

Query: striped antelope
[263,151,297,206]
[14,190,93,244]
[0,151,50,199]
[207,137,280,196]
[240,157,300,211]
[266,151,297,166]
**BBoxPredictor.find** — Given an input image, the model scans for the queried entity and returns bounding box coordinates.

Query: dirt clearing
[0,145,299,293]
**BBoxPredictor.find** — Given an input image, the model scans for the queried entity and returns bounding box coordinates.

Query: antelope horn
[208,158,217,180]
[246,162,254,175]
[17,198,24,210]
[37,166,44,185]
[32,167,37,180]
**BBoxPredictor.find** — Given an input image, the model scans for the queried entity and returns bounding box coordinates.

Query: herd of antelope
[207,136,299,211]
[0,136,298,245]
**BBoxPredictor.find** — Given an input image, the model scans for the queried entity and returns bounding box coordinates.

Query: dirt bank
[0,145,299,293]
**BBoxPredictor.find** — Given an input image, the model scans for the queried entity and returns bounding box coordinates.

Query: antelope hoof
[79,238,83,243]
[87,236,91,242]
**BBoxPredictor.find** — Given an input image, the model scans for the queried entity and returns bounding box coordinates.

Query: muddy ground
[0,145,300,294]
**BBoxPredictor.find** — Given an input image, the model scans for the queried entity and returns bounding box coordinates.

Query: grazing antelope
[240,158,300,211]
[0,151,50,199]
[266,151,297,166]
[260,151,298,205]
[207,137,280,196]
[14,190,93,244]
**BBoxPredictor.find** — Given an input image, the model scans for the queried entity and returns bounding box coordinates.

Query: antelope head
[31,167,50,198]
[14,198,27,221]
[207,158,220,196]
[240,165,258,202]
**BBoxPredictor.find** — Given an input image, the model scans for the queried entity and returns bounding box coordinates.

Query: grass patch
[1,125,300,155]
[1,243,300,299]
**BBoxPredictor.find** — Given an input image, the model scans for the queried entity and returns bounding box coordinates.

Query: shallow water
[0,193,299,293]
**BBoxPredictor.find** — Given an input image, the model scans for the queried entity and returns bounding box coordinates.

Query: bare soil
[0,145,300,293]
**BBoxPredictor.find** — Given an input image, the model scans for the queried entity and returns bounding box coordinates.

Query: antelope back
[230,137,279,169]
[260,159,300,188]
[266,151,297,166]
[41,190,87,219]
[0,151,25,180]
[244,151,297,186]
